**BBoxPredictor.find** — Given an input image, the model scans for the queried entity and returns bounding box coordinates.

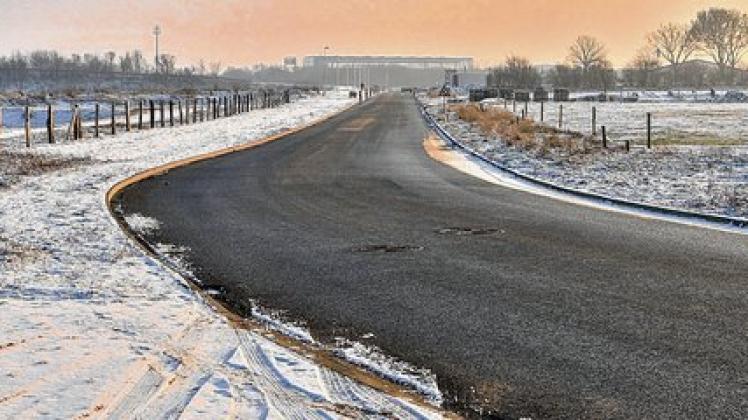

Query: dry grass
[0,150,91,188]
[453,104,591,155]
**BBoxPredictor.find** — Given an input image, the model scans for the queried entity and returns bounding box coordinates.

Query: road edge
[104,97,456,419]
[419,100,748,230]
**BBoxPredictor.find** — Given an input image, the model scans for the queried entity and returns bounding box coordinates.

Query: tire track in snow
[236,330,330,419]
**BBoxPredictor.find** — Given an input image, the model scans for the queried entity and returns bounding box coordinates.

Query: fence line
[3,89,299,147]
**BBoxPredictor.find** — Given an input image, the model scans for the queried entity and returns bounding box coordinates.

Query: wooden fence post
[71,105,79,140]
[646,112,652,149]
[160,101,165,128]
[169,100,174,126]
[193,98,197,123]
[138,100,143,130]
[200,98,205,122]
[76,106,82,139]
[592,106,597,135]
[558,104,563,130]
[47,104,55,144]
[540,101,544,122]
[0,106,3,138]
[178,100,183,124]
[125,101,131,132]
[150,100,155,128]
[95,103,100,137]
[602,125,607,149]
[24,105,30,147]
[111,102,116,135]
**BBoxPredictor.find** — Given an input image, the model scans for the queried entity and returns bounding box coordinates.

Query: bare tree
[648,23,697,87]
[567,35,608,72]
[488,55,541,89]
[105,51,117,71]
[130,50,145,73]
[690,8,748,80]
[209,61,222,76]
[624,47,661,88]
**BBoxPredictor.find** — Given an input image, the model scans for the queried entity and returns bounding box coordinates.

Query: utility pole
[322,46,330,93]
[153,25,161,72]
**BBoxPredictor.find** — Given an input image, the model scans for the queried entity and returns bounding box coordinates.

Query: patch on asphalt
[434,227,502,236]
[352,244,424,253]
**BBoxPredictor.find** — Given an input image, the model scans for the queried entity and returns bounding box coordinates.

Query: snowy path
[0,92,441,419]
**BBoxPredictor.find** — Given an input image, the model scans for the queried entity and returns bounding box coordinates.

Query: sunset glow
[2,0,747,67]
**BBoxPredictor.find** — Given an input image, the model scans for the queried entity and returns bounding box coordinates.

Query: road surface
[119,94,748,418]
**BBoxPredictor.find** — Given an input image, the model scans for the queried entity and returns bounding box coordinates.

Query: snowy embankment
[422,97,748,220]
[0,92,441,419]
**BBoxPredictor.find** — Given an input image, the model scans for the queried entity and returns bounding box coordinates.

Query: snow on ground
[485,97,748,145]
[422,96,748,220]
[0,91,442,419]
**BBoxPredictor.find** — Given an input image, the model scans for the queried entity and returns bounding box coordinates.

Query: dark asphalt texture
[119,94,748,419]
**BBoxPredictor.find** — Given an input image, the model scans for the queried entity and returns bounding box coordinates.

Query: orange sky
[1,0,747,68]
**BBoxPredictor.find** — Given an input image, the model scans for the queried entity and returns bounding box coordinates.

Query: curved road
[119,94,748,419]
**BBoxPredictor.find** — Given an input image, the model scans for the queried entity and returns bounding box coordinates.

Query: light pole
[153,25,161,72]
[322,46,330,92]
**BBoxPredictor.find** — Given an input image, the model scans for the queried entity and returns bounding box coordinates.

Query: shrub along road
[119,93,748,419]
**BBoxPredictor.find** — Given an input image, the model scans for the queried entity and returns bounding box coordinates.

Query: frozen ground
[0,91,441,419]
[422,96,748,220]
[483,97,748,145]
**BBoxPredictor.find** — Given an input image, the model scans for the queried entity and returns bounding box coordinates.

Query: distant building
[450,71,488,88]
[302,55,474,70]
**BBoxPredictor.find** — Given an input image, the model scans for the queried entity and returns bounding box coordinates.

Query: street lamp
[153,25,162,72]
[322,46,330,91]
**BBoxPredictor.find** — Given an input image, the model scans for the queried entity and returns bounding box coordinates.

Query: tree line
[488,7,748,91]
[0,49,229,92]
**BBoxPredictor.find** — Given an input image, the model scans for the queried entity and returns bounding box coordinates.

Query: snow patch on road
[123,213,161,236]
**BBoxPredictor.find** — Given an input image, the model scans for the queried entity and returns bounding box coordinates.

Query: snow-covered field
[0,91,442,419]
[423,96,748,220]
[488,98,748,145]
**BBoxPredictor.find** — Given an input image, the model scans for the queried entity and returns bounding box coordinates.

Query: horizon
[1,0,746,69]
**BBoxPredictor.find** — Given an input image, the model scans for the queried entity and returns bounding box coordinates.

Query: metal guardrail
[418,100,748,229]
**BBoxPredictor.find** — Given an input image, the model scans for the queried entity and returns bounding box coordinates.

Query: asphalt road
[119,94,748,419]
